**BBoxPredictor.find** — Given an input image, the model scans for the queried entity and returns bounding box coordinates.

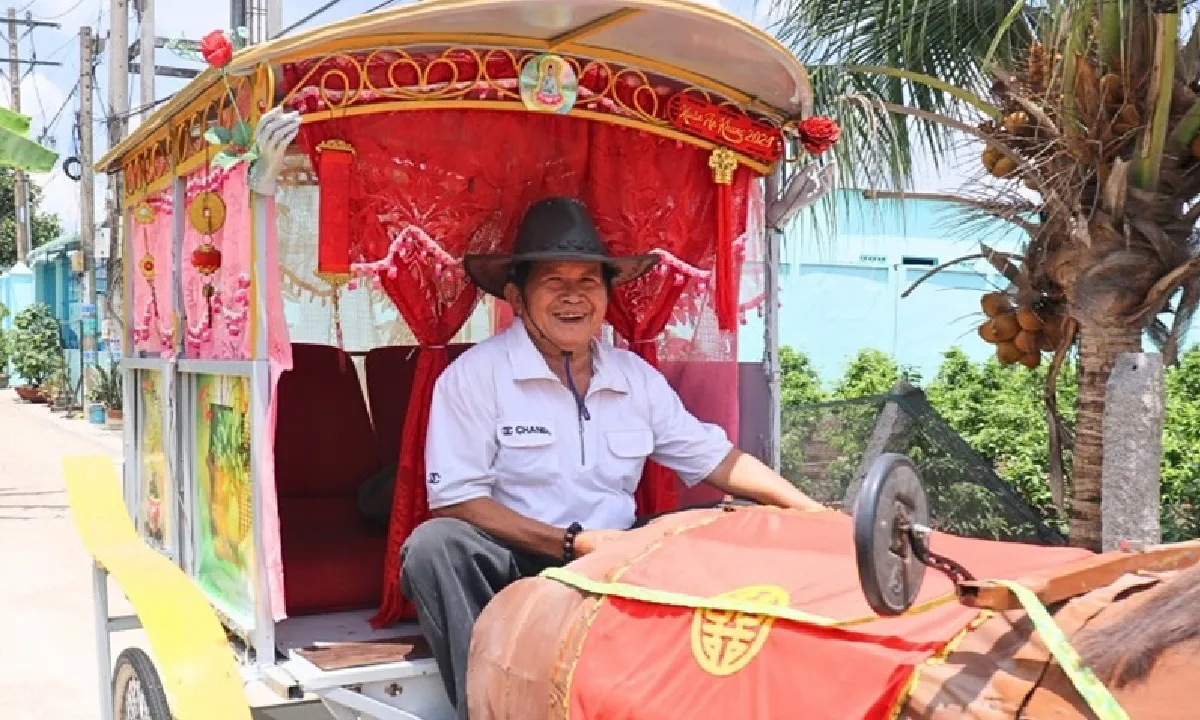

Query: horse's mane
[1076,562,1200,688]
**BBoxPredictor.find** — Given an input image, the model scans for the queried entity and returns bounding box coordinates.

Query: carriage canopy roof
[97,0,812,172]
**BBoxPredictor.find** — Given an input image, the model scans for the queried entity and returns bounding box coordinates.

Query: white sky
[6,0,972,235]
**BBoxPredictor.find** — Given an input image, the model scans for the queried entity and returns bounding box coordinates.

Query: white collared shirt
[424,319,733,530]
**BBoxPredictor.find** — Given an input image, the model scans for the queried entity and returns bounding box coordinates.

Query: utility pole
[266,0,281,40]
[7,7,27,264]
[4,9,62,264]
[105,0,129,339]
[80,26,95,306]
[231,0,248,35]
[138,0,153,120]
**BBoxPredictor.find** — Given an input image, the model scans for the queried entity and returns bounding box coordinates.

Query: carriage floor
[275,610,432,671]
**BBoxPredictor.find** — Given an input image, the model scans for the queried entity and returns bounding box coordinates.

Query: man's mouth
[553,312,587,324]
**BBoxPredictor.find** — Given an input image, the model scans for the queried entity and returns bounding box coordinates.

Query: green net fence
[780,387,1067,546]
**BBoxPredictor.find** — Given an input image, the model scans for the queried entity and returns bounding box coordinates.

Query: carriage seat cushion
[364,344,473,466]
[280,496,386,615]
[274,343,383,498]
[274,343,386,615]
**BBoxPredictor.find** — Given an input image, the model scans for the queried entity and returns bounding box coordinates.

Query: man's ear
[502,283,523,315]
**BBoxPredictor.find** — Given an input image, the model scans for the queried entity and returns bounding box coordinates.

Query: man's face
[507,260,608,355]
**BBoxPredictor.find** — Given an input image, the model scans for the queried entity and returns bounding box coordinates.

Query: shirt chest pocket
[600,428,655,492]
[493,422,559,485]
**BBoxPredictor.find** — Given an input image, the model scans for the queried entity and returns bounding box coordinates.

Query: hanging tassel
[709,148,739,331]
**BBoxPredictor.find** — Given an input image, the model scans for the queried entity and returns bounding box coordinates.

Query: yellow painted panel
[63,456,253,720]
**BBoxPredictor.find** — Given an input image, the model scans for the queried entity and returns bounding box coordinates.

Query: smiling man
[399,196,823,717]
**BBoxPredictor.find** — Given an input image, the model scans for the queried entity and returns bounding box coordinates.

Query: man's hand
[573,529,625,557]
[248,106,302,197]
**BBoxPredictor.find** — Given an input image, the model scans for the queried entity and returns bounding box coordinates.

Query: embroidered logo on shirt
[427,472,441,485]
[501,425,551,436]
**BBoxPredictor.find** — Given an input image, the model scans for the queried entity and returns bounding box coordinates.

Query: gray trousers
[399,517,560,718]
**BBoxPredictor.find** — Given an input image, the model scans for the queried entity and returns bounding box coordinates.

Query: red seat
[275,343,386,616]
[364,344,472,467]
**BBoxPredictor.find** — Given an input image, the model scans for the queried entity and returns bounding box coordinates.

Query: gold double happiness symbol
[691,585,791,676]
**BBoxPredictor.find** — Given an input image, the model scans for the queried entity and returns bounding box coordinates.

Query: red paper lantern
[315,139,356,286]
[191,242,223,276]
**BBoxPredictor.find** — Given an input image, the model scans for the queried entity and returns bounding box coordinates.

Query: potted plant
[92,360,124,424]
[0,328,11,390]
[10,303,63,403]
[85,367,107,424]
[0,301,10,389]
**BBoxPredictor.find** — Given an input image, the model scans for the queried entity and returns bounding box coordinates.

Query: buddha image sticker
[519,53,577,114]
[194,373,255,626]
[138,372,171,552]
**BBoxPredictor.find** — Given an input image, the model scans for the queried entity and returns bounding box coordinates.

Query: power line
[273,0,348,39]
[40,0,88,21]
[38,78,80,142]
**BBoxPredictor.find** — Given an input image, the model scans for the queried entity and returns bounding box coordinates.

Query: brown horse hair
[1075,562,1200,688]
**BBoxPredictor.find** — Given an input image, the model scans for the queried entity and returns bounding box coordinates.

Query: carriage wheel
[112,648,173,720]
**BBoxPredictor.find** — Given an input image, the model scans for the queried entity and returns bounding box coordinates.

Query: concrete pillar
[1101,352,1164,551]
[843,380,919,510]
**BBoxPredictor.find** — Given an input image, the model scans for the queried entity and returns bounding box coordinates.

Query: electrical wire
[39,0,88,21]
[25,35,50,134]
[366,0,401,12]
[273,0,349,39]
[37,79,80,143]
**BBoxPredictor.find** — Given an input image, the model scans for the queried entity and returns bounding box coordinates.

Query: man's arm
[703,448,826,512]
[635,358,823,513]
[432,499,568,559]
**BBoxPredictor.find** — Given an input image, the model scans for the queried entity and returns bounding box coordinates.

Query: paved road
[0,390,125,720]
[0,390,332,720]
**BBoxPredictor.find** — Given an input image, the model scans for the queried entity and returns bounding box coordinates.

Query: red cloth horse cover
[558,509,1093,720]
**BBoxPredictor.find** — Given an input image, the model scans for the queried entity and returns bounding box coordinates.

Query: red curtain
[581,129,753,514]
[294,106,751,626]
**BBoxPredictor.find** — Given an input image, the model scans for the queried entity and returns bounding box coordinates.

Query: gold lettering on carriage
[674,104,776,152]
[690,585,790,676]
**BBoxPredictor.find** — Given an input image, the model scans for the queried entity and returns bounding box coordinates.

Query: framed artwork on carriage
[191,372,256,628]
[134,370,174,557]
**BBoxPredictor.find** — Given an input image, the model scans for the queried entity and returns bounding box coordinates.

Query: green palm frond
[767,0,1043,192]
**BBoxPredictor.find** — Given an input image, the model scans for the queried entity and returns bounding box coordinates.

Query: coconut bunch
[977,42,1200,199]
[976,291,1069,369]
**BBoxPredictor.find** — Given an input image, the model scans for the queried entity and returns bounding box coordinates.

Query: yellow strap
[540,566,956,627]
[63,456,253,720]
[992,579,1129,720]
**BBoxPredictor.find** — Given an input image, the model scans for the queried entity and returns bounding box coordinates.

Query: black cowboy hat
[463,197,659,299]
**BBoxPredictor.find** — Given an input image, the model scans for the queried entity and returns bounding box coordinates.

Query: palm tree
[768,0,1200,550]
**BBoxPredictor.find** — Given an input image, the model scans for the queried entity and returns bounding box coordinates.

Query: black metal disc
[852,453,930,616]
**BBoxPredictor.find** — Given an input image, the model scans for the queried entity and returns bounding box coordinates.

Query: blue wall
[738,191,1034,383]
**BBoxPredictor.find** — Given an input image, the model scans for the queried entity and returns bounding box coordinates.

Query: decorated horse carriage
[63,1,1200,719]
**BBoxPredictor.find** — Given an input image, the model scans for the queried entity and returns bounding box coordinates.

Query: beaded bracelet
[563,522,584,562]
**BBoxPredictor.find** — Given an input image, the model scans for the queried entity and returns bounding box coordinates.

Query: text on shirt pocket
[493,421,559,484]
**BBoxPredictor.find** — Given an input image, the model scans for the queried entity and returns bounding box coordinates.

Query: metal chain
[908,528,977,584]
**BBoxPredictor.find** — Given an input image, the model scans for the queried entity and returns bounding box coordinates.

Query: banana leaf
[0,107,31,135]
[0,107,59,173]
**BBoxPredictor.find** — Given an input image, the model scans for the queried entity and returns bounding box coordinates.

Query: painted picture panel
[136,371,172,554]
[193,373,255,627]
